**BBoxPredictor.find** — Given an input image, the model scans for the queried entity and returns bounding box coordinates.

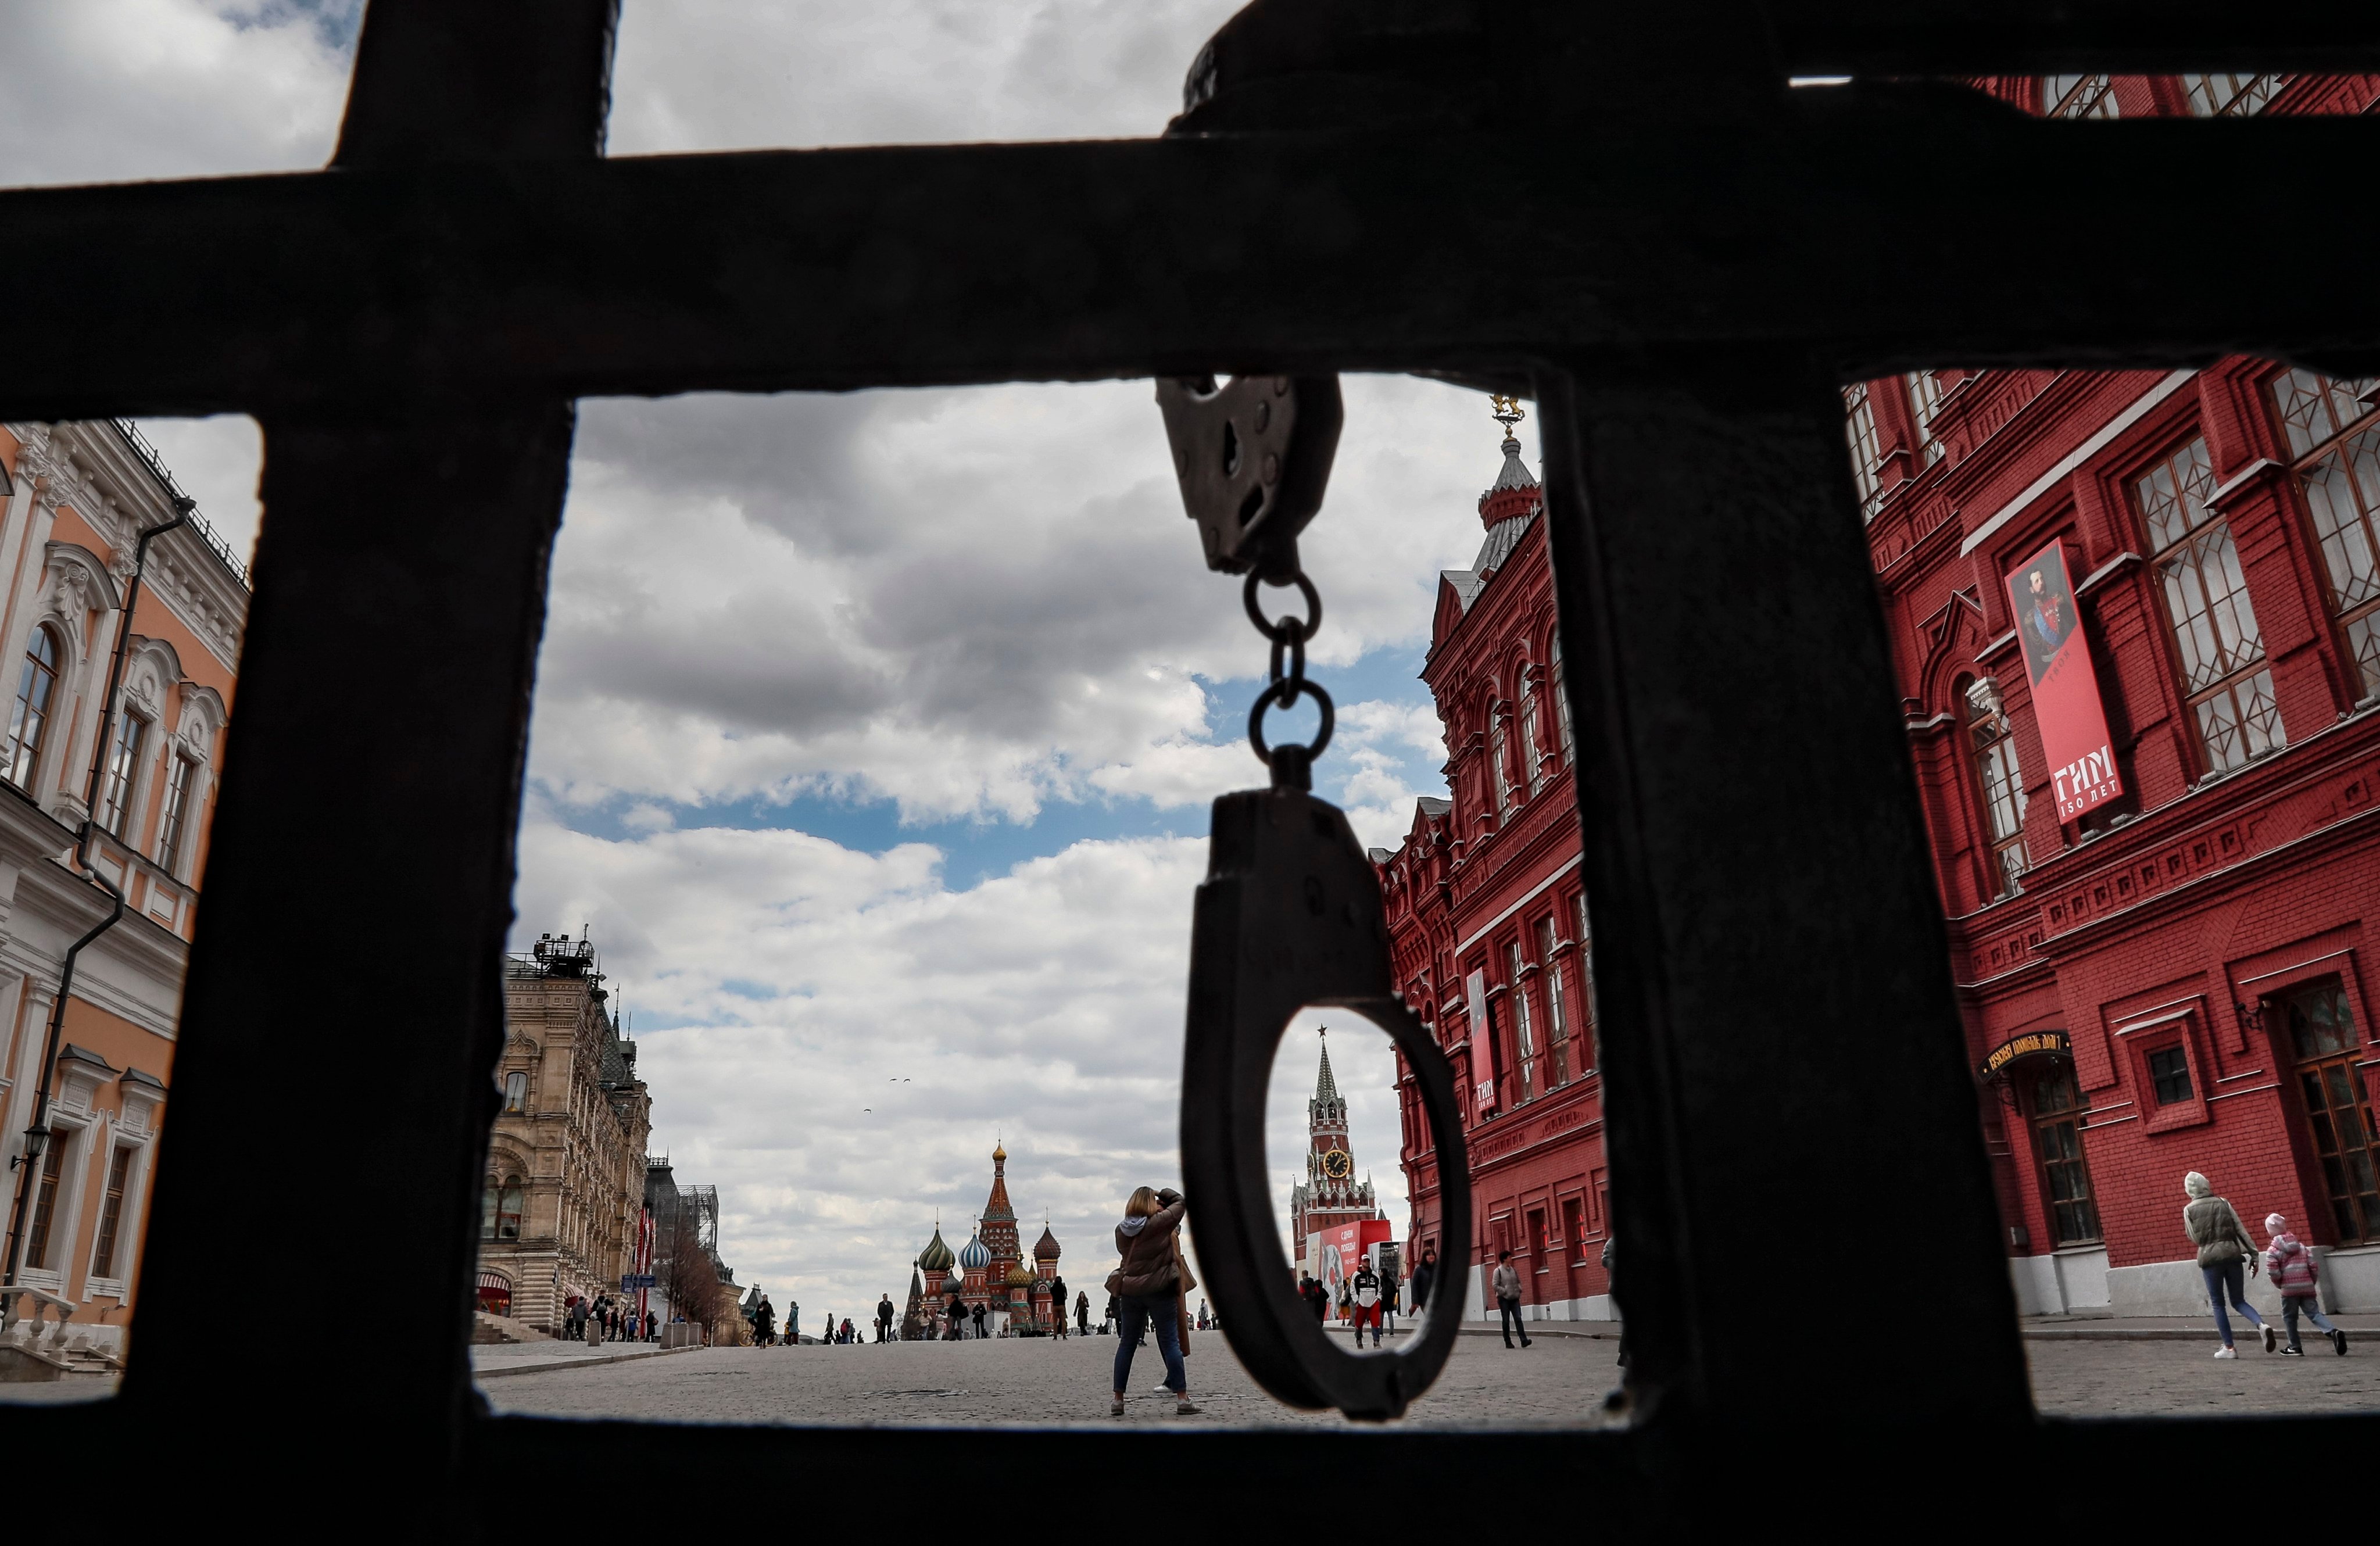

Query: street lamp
[9,1127,45,1172]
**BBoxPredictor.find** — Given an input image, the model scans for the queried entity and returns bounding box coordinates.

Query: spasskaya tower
[1287,1031,1379,1269]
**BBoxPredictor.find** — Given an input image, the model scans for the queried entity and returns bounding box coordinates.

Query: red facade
[1388,74,2380,1321]
[1379,413,1609,1323]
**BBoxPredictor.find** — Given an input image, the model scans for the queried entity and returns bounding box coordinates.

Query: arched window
[1520,661,1545,796]
[1489,708,1514,816]
[1964,678,2029,897]
[503,1071,528,1113]
[5,627,60,789]
[153,753,200,874]
[483,1173,525,1241]
[1549,631,1574,760]
[97,711,148,835]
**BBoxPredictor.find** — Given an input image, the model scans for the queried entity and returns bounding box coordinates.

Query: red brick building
[1856,72,2380,1318]
[1385,74,2380,1323]
[1377,405,1609,1325]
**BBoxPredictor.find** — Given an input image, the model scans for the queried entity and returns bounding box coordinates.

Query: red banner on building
[2006,538,2123,821]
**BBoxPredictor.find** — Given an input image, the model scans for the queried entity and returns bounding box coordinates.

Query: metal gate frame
[1,0,2373,1526]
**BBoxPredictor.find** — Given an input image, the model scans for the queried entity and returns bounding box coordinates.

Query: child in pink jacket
[2264,1214,2349,1357]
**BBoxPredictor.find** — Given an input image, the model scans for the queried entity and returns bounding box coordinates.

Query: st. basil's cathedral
[899,1141,1068,1338]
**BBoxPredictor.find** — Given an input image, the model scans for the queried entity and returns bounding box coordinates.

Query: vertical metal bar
[1535,354,2030,1427]
[127,409,576,1480]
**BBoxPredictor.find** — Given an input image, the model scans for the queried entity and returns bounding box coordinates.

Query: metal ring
[1266,626,1306,686]
[1248,677,1334,765]
[1243,570,1322,644]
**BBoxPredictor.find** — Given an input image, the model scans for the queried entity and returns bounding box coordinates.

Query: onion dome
[992,1140,1007,1163]
[943,1265,964,1294]
[1033,1224,1061,1261]
[958,1232,992,1271]
[1005,1260,1033,1287]
[917,1226,955,1275]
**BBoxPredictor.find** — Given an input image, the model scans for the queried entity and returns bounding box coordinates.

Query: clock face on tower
[1322,1148,1352,1180]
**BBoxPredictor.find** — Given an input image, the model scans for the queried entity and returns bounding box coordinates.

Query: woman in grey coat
[2183,1170,2272,1357]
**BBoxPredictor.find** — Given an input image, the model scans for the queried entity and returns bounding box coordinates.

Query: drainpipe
[3,500,191,1287]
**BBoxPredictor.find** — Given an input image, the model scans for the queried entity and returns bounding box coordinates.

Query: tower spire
[1314,1028,1340,1104]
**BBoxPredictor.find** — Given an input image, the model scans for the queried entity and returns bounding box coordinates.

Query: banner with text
[2006,538,2123,821]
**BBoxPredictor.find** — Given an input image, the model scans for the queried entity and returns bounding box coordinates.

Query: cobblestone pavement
[482,1329,1619,1429]
[477,1326,2380,1427]
[2026,1334,2380,1418]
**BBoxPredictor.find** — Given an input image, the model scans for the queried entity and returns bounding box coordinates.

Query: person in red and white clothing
[1349,1259,1384,1348]
[2264,1214,2350,1357]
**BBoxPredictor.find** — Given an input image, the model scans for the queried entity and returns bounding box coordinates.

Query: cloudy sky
[1,0,1541,1322]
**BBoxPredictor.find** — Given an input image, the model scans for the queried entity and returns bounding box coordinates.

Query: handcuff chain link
[1243,568,1334,786]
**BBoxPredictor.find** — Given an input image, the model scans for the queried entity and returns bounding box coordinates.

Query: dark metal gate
[2,0,2374,1526]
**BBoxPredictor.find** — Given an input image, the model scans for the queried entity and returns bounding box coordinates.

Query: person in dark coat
[1299,1273,1330,1323]
[875,1294,895,1343]
[1108,1186,1198,1416]
[1048,1275,1070,1339]
[1076,1290,1091,1335]
[1409,1246,1438,1325]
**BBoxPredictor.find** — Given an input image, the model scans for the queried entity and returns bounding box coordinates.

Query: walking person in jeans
[1107,1186,1198,1417]
[1493,1250,1532,1348]
[2264,1214,2350,1357]
[2182,1170,2272,1358]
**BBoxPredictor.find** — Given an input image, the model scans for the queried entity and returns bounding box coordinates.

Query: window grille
[2042,74,2120,119]
[1906,371,1945,464]
[2270,367,2380,700]
[2138,438,2282,775]
[2146,1046,2195,1105]
[2181,73,2290,117]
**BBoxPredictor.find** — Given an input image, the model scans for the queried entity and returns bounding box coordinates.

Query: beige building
[476,932,650,1331]
[0,420,247,1370]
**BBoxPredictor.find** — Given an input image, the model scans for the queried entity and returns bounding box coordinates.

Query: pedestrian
[877,1293,895,1343]
[2264,1214,2349,1357]
[1379,1261,1400,1339]
[971,1301,988,1340]
[2182,1170,2272,1357]
[1076,1290,1091,1336]
[1336,1279,1352,1323]
[1101,1293,1117,1335]
[1048,1274,1069,1340]
[1604,1234,1627,1371]
[944,1294,964,1341]
[842,1316,856,1345]
[1493,1250,1532,1348]
[1350,1258,1384,1347]
[754,1296,775,1346]
[1107,1184,1198,1417]
[1409,1246,1438,1329]
[1300,1273,1329,1324]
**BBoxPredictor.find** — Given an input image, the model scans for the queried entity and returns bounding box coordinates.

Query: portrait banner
[2006,538,2123,821]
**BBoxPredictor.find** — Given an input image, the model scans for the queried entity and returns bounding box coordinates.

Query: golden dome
[992,1140,1007,1162]
[1005,1261,1033,1286]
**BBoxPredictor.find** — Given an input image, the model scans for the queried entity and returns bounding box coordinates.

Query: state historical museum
[1382,71,2380,1325]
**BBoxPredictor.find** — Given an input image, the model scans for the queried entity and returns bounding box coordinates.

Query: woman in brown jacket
[1108,1186,1198,1416]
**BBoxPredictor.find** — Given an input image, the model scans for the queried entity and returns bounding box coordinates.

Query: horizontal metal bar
[0,103,2371,417]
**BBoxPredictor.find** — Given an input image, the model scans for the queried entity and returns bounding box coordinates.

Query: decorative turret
[918,1223,955,1275]
[1477,394,1540,528]
[1033,1222,1061,1264]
